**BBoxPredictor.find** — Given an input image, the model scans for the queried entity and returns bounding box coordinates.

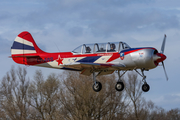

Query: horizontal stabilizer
[10,54,40,58]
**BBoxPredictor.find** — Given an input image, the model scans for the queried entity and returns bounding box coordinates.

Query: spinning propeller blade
[162,61,168,81]
[160,34,168,80]
[160,34,166,54]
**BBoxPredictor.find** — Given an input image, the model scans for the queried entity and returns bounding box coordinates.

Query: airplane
[10,31,168,92]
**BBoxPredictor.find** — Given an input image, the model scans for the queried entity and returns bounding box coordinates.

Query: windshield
[72,45,83,53]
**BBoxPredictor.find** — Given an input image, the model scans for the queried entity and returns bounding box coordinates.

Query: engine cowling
[130,48,166,70]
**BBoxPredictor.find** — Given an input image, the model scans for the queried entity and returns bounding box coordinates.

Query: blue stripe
[11,41,35,50]
[77,56,101,62]
[121,47,153,53]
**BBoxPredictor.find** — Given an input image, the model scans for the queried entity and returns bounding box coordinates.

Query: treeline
[0,67,179,120]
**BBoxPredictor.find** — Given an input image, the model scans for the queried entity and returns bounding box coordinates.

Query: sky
[0,0,180,110]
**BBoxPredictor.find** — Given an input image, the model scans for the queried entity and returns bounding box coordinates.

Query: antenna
[53,41,60,52]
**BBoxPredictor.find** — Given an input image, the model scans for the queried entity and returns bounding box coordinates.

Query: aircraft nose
[155,53,167,63]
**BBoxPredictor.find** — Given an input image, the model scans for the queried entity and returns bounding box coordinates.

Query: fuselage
[12,47,159,71]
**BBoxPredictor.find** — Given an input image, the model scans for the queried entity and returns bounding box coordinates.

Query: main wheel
[92,81,102,92]
[115,82,124,91]
[142,83,150,92]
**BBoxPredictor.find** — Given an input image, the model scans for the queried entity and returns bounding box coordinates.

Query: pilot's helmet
[86,46,91,51]
[110,43,116,49]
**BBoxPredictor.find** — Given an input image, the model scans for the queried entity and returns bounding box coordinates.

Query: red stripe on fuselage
[106,52,119,62]
[107,48,156,62]
[123,47,156,55]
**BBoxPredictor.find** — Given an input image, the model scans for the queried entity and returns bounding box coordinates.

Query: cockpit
[72,42,131,54]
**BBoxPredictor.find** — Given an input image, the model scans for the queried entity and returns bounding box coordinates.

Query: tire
[142,83,150,92]
[115,82,124,91]
[92,81,102,92]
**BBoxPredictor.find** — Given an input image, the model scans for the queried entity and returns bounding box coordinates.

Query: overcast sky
[1,0,180,110]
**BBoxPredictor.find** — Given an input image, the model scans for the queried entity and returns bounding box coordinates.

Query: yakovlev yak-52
[10,31,168,92]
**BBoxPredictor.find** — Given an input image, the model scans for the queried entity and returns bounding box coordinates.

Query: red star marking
[56,55,63,65]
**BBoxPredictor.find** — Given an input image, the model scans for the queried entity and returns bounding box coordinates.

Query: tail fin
[11,31,46,65]
[11,31,45,55]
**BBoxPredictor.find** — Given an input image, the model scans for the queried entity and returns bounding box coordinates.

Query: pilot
[86,46,91,53]
[110,43,116,51]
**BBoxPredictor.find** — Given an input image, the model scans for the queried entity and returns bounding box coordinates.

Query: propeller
[160,34,168,80]
[162,61,168,80]
[153,34,168,80]
[161,34,166,54]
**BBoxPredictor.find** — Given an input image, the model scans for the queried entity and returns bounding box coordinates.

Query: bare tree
[125,71,143,120]
[166,108,180,120]
[148,106,166,120]
[27,70,61,120]
[124,71,170,120]
[0,66,30,120]
[58,71,128,120]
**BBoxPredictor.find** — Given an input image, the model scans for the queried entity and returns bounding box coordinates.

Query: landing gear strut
[135,69,150,92]
[115,70,126,91]
[92,72,102,92]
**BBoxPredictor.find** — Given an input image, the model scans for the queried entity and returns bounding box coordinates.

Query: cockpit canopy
[72,42,131,54]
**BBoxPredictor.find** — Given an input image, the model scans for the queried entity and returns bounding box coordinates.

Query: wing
[63,62,126,76]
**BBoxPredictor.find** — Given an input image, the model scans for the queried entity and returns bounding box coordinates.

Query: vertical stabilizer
[11,31,45,55]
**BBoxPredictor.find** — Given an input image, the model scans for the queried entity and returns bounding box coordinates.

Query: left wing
[63,62,125,76]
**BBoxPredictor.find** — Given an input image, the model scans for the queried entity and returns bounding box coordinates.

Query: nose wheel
[135,69,150,92]
[142,82,150,92]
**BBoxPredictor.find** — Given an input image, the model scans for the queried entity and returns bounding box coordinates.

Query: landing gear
[115,82,124,91]
[115,70,126,92]
[92,72,102,92]
[92,70,126,92]
[135,69,150,92]
[91,69,150,92]
[92,81,102,92]
[142,82,150,92]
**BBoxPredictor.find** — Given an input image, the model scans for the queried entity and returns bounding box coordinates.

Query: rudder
[11,31,45,55]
